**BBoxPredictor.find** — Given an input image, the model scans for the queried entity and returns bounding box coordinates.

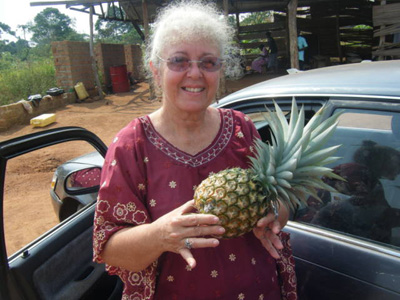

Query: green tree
[240,11,273,26]
[95,7,143,44]
[28,8,83,44]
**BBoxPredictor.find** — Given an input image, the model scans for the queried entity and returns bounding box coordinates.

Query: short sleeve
[92,119,151,265]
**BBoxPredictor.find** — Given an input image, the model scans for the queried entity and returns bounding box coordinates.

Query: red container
[110,65,130,93]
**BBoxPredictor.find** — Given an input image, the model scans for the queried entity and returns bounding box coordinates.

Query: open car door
[0,127,122,300]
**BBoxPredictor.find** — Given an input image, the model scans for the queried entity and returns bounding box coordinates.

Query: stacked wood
[373,1,400,58]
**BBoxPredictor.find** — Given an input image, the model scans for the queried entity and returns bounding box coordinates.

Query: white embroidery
[169,181,177,188]
[229,254,236,261]
[238,293,245,300]
[185,265,192,271]
[237,131,244,138]
[167,275,174,282]
[149,199,156,207]
[211,270,218,278]
[144,157,149,163]
[111,159,117,166]
[127,272,143,287]
[127,202,136,211]
[251,258,256,265]
[138,183,145,190]
[258,294,264,300]
[140,109,234,167]
[113,203,128,221]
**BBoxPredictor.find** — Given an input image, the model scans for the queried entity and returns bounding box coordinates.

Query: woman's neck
[149,106,220,155]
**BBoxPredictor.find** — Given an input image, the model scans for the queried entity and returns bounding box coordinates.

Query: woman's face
[154,41,221,113]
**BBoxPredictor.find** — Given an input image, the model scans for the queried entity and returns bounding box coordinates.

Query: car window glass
[4,141,103,257]
[295,108,400,249]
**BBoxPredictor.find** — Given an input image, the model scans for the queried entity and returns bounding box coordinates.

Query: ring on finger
[271,202,279,220]
[185,238,193,250]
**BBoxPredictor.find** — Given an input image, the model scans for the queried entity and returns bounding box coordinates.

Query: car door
[0,127,122,300]
[288,98,400,299]
[221,97,400,299]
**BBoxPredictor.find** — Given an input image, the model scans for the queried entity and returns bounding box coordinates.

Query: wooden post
[142,0,150,40]
[90,6,103,99]
[378,0,386,60]
[142,0,155,99]
[288,0,299,69]
[335,9,343,63]
[217,0,229,99]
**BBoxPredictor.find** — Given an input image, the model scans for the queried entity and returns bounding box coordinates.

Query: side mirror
[65,167,101,192]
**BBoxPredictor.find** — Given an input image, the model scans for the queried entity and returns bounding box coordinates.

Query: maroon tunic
[93,108,295,299]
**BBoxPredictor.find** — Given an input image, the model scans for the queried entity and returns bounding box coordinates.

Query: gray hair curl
[144,0,243,80]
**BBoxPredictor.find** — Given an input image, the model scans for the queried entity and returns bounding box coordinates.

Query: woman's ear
[150,61,161,87]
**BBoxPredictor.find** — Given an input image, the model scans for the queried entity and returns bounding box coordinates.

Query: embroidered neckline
[140,109,233,167]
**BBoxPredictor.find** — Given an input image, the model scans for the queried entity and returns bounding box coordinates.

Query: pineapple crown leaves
[248,98,344,210]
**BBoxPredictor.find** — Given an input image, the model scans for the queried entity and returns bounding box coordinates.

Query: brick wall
[0,93,75,132]
[95,43,126,91]
[124,44,145,81]
[52,41,96,95]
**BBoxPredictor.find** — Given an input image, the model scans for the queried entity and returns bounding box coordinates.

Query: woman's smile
[182,87,205,93]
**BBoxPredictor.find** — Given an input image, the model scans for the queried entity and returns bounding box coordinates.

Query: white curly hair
[144,0,243,80]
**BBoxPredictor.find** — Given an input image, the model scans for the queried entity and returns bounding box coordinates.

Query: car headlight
[51,173,58,190]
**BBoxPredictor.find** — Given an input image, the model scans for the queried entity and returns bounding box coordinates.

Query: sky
[0,0,97,41]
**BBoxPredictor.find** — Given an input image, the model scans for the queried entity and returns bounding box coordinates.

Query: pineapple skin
[194,167,272,238]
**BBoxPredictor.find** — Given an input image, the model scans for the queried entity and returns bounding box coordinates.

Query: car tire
[59,199,85,222]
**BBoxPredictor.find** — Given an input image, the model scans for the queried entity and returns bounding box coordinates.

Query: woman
[93,1,295,299]
[251,44,269,74]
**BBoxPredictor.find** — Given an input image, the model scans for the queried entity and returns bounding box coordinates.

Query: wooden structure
[30,0,399,69]
[373,0,400,59]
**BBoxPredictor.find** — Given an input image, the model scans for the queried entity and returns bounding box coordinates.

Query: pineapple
[194,99,343,238]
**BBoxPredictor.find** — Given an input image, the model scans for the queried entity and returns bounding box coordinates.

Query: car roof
[219,60,400,105]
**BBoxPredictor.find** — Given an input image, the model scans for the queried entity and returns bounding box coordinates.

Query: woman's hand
[154,200,225,269]
[253,201,289,259]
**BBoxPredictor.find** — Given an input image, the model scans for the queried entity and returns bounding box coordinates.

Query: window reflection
[295,110,400,248]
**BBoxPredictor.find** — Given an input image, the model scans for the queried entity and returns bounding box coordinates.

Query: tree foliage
[95,7,143,44]
[27,8,85,44]
[0,22,16,39]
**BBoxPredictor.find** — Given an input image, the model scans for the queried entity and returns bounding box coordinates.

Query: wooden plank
[372,48,400,56]
[239,29,287,38]
[239,22,285,33]
[374,22,400,37]
[373,2,400,26]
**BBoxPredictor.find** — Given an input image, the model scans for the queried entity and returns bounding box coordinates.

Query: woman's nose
[186,61,203,78]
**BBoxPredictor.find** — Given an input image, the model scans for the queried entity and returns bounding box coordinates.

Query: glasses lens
[165,56,222,72]
[167,56,190,71]
[200,57,222,72]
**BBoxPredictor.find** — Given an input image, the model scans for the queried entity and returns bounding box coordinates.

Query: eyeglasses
[157,55,224,72]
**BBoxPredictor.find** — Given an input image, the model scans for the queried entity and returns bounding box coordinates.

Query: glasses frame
[156,54,224,72]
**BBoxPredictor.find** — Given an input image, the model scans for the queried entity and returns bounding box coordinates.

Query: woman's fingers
[178,237,220,269]
[179,247,197,269]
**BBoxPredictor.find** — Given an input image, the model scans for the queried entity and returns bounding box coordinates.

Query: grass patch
[0,59,56,106]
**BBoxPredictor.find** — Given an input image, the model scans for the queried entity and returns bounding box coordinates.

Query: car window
[3,141,103,257]
[295,108,400,249]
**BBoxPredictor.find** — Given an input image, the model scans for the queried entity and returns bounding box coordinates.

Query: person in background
[266,31,278,73]
[92,1,296,299]
[251,43,269,74]
[298,30,308,70]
